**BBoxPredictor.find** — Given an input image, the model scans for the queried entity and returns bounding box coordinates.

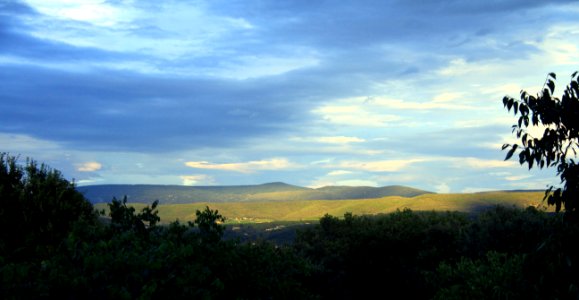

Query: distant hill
[93,191,550,224]
[77,182,433,204]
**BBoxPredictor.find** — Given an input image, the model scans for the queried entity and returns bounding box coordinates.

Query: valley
[91,186,549,224]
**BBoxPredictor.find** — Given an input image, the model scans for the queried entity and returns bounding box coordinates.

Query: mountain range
[77,182,433,204]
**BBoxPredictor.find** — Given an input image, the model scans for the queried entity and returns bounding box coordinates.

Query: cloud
[368,96,475,111]
[25,0,124,27]
[432,92,464,103]
[434,182,451,194]
[459,157,516,169]
[185,158,296,173]
[0,133,61,153]
[180,175,215,186]
[292,136,365,144]
[438,58,493,77]
[0,66,328,151]
[327,170,353,176]
[307,178,378,188]
[331,159,426,172]
[316,136,365,143]
[334,179,378,187]
[461,187,497,193]
[1,0,577,193]
[76,161,102,172]
[505,175,532,181]
[312,104,402,127]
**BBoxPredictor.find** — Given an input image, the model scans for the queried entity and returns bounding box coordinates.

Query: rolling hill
[93,191,550,224]
[77,182,433,204]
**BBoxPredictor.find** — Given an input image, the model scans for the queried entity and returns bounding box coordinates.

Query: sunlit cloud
[185,158,297,173]
[538,25,579,66]
[432,92,464,103]
[364,96,475,111]
[505,175,532,181]
[180,175,215,186]
[459,157,516,169]
[76,161,102,172]
[24,0,125,27]
[506,178,559,190]
[327,170,353,176]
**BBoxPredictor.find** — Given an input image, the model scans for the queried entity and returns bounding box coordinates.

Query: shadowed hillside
[78,182,433,204]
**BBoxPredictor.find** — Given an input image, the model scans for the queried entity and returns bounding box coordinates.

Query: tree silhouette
[195,206,226,243]
[0,153,96,258]
[502,72,579,219]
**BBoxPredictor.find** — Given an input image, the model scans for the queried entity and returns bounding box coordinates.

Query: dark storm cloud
[0,63,368,152]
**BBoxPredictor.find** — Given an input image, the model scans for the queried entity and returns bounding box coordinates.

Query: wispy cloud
[292,136,366,144]
[329,159,426,172]
[327,170,353,176]
[185,158,297,173]
[458,157,517,169]
[505,175,532,181]
[368,97,476,111]
[312,104,402,127]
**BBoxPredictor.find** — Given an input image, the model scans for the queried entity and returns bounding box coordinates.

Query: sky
[1,0,579,193]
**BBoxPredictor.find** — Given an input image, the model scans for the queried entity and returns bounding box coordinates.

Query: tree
[0,153,97,258]
[502,72,579,219]
[108,196,160,236]
[195,206,226,243]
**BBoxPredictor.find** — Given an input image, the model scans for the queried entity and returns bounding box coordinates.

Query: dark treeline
[1,153,579,299]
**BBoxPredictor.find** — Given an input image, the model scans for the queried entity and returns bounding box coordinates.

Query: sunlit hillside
[94,191,549,224]
[80,183,432,204]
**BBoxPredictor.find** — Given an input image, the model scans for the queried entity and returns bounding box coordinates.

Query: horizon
[2,0,578,193]
[77,181,544,194]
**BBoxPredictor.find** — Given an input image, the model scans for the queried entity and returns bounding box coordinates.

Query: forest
[1,152,579,299]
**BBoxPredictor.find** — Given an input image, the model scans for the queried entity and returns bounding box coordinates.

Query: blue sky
[1,0,578,192]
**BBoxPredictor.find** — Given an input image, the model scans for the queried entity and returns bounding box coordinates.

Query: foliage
[294,209,471,299]
[195,206,226,243]
[295,206,579,299]
[502,72,579,218]
[0,155,316,298]
[431,251,527,300]
[3,154,579,298]
[466,206,553,255]
[0,153,96,260]
[108,196,160,236]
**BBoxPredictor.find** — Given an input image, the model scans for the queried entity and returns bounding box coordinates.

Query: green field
[94,191,550,224]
